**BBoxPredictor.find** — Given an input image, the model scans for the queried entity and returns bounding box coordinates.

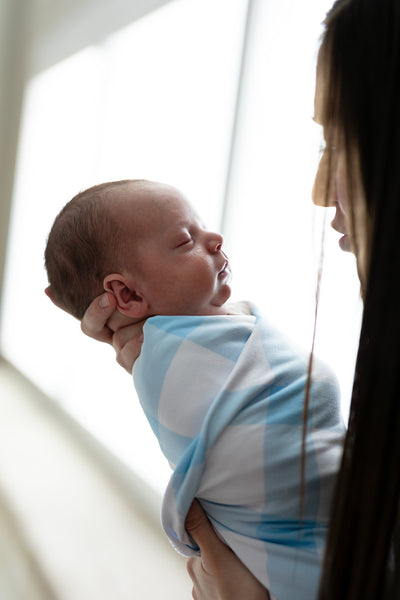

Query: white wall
[29,0,175,75]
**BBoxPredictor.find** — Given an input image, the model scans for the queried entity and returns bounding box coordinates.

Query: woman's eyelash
[319,142,337,154]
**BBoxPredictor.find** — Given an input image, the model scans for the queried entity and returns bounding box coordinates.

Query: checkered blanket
[133,306,345,600]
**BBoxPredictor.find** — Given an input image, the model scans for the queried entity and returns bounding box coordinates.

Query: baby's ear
[45,285,56,304]
[45,285,66,310]
[103,274,149,318]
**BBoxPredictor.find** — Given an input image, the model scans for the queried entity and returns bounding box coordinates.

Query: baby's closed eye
[176,236,193,248]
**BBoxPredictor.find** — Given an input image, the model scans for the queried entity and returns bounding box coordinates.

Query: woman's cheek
[312,152,335,207]
[335,153,348,215]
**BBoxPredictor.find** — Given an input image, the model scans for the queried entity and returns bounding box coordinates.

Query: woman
[311,0,400,597]
[81,0,400,597]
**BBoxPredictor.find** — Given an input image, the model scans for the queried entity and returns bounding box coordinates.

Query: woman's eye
[319,141,337,155]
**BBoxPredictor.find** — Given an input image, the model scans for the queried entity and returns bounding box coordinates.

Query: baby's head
[45,179,231,321]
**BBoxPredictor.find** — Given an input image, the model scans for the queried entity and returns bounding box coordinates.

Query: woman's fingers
[80,293,145,372]
[185,500,229,567]
[185,501,271,600]
[80,293,117,343]
[112,323,145,373]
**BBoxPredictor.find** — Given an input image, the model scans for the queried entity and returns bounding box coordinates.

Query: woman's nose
[206,231,224,253]
[312,151,337,207]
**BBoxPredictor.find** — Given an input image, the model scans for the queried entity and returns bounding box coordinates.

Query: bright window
[1,0,361,495]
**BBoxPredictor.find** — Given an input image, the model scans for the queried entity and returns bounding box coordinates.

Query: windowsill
[0,358,192,599]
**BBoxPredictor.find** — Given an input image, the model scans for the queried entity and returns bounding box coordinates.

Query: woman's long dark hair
[318,0,400,597]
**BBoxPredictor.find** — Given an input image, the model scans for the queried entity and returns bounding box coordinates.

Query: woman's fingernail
[99,294,110,308]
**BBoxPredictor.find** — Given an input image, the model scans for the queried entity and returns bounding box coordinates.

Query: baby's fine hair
[45,179,136,320]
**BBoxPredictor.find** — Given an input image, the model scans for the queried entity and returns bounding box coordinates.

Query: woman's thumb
[185,500,226,559]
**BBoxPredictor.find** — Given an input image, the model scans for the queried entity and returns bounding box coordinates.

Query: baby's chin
[211,287,232,314]
[222,284,232,303]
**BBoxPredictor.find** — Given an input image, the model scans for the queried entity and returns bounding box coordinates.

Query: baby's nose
[207,231,223,253]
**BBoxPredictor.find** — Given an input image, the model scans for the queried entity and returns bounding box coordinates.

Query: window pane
[225,0,361,419]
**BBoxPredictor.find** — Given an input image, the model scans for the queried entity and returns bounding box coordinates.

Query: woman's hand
[185,500,271,600]
[81,292,145,373]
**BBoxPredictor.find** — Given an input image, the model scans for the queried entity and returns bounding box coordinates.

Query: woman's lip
[330,220,346,235]
[338,233,352,252]
[331,222,348,238]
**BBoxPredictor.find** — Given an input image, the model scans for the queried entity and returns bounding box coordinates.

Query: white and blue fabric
[133,305,345,600]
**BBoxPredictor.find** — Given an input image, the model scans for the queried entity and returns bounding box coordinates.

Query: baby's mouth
[218,260,231,279]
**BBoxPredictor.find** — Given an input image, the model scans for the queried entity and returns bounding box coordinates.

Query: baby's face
[118,184,232,316]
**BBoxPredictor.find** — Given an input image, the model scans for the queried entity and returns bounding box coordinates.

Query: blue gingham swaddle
[133,305,345,600]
